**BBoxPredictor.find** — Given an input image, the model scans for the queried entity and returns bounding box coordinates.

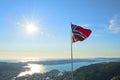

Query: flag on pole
[71,24,92,42]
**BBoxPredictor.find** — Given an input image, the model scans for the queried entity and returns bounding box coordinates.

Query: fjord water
[0,58,119,79]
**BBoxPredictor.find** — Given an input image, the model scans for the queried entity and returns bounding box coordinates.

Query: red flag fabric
[71,24,92,42]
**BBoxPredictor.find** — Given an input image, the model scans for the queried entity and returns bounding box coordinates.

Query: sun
[18,17,39,35]
[25,22,38,34]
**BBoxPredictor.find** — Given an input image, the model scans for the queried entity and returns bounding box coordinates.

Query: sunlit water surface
[16,58,116,78]
[17,64,45,77]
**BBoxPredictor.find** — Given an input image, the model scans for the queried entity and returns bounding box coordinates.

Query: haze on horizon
[0,0,120,60]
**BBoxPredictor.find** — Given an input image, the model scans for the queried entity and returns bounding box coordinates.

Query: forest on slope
[72,62,120,80]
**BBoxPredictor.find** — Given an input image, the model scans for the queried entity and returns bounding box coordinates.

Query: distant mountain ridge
[0,58,120,64]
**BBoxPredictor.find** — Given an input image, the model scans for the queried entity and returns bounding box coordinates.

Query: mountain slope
[73,62,120,80]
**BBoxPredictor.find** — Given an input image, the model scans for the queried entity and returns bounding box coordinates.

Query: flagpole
[70,22,74,80]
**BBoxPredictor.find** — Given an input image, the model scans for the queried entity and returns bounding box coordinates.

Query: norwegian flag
[71,24,92,42]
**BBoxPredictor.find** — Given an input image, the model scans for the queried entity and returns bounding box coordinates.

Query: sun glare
[25,22,38,34]
[18,17,39,35]
[19,58,41,62]
[17,64,45,77]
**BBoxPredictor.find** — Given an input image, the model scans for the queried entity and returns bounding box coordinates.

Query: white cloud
[108,15,120,33]
[92,34,103,37]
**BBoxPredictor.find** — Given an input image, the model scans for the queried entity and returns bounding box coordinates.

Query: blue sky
[0,0,120,59]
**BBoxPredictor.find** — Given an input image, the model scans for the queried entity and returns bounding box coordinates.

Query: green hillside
[73,62,120,80]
